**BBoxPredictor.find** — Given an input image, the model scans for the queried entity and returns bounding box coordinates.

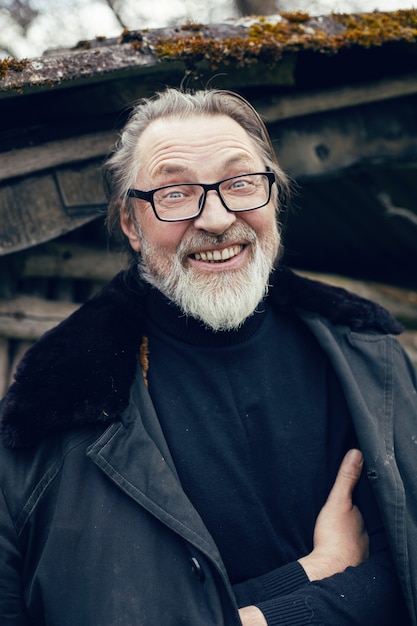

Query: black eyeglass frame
[127,171,276,223]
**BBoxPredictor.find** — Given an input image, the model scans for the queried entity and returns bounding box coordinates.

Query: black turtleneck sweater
[144,288,404,626]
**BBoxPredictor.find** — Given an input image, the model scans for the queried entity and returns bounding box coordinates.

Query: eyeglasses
[127,171,276,223]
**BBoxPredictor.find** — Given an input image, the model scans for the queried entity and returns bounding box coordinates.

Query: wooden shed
[1,9,417,393]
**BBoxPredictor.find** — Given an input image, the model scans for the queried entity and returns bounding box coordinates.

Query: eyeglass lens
[153,173,271,221]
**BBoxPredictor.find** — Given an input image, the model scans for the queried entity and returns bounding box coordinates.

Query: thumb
[326,449,364,506]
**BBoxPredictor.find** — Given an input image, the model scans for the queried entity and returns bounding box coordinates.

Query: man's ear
[120,209,141,252]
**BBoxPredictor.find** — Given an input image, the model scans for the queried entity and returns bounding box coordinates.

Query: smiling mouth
[191,244,244,263]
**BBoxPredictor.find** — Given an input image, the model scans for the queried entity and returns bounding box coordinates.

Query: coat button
[190,556,205,581]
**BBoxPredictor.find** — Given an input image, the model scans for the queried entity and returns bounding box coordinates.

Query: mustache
[177,223,257,257]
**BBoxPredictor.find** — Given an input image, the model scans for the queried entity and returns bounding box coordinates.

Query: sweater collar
[146,287,267,348]
[0,266,402,449]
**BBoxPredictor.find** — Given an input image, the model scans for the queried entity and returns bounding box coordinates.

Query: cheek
[242,205,276,236]
[140,217,189,252]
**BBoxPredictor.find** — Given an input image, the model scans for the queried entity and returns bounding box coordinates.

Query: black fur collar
[0,267,402,449]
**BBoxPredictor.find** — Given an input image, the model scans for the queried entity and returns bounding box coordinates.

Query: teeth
[194,245,243,262]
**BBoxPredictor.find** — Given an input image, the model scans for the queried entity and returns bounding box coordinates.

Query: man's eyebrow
[223,155,257,169]
[153,155,258,179]
[154,164,189,177]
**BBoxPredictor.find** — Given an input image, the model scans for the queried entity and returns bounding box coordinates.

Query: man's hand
[298,448,369,581]
[238,450,369,624]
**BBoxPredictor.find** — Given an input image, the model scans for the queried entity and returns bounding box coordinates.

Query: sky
[1,0,416,58]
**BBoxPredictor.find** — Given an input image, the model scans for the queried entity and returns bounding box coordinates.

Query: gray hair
[103,87,290,243]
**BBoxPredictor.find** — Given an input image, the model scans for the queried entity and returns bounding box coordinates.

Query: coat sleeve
[232,561,309,607]
[232,545,410,626]
[0,488,31,625]
[254,549,410,626]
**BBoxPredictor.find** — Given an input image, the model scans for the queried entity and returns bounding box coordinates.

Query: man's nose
[193,190,236,234]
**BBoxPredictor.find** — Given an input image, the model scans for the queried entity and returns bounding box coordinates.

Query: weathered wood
[399,330,417,369]
[257,73,417,123]
[0,336,9,398]
[21,242,126,281]
[0,170,104,255]
[55,165,108,210]
[270,95,417,179]
[0,296,79,340]
[298,270,417,328]
[0,132,116,182]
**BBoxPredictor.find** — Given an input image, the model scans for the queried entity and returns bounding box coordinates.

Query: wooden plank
[0,173,102,254]
[55,163,108,210]
[257,73,417,122]
[0,336,9,398]
[272,95,417,179]
[21,242,126,281]
[0,296,79,340]
[399,330,417,369]
[0,132,116,182]
[297,270,417,328]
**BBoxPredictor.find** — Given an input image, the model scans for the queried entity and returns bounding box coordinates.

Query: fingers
[326,449,364,505]
[299,449,368,581]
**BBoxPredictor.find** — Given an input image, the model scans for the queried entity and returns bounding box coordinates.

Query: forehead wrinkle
[153,152,258,180]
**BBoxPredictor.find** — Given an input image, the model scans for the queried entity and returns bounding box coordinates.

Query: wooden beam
[0,175,101,254]
[21,242,126,281]
[297,270,417,329]
[0,131,116,182]
[272,95,417,178]
[0,296,79,340]
[0,337,9,398]
[257,73,417,122]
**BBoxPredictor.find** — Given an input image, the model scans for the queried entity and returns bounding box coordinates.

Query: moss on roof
[335,10,417,46]
[0,10,416,92]
[146,10,417,72]
[0,57,29,80]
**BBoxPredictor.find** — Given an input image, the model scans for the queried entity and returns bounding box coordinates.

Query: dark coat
[0,267,416,626]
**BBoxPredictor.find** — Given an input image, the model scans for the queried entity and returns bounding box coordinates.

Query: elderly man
[0,88,415,626]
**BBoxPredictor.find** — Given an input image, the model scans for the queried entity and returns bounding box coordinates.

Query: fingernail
[347,449,363,466]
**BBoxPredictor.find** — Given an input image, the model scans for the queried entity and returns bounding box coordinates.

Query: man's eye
[230,179,248,189]
[159,187,190,202]
[227,178,256,193]
[166,190,185,199]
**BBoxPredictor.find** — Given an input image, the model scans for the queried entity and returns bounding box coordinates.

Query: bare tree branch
[2,0,38,33]
[102,0,127,29]
[233,0,279,15]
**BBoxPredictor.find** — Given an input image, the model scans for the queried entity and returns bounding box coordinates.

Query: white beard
[136,222,280,331]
